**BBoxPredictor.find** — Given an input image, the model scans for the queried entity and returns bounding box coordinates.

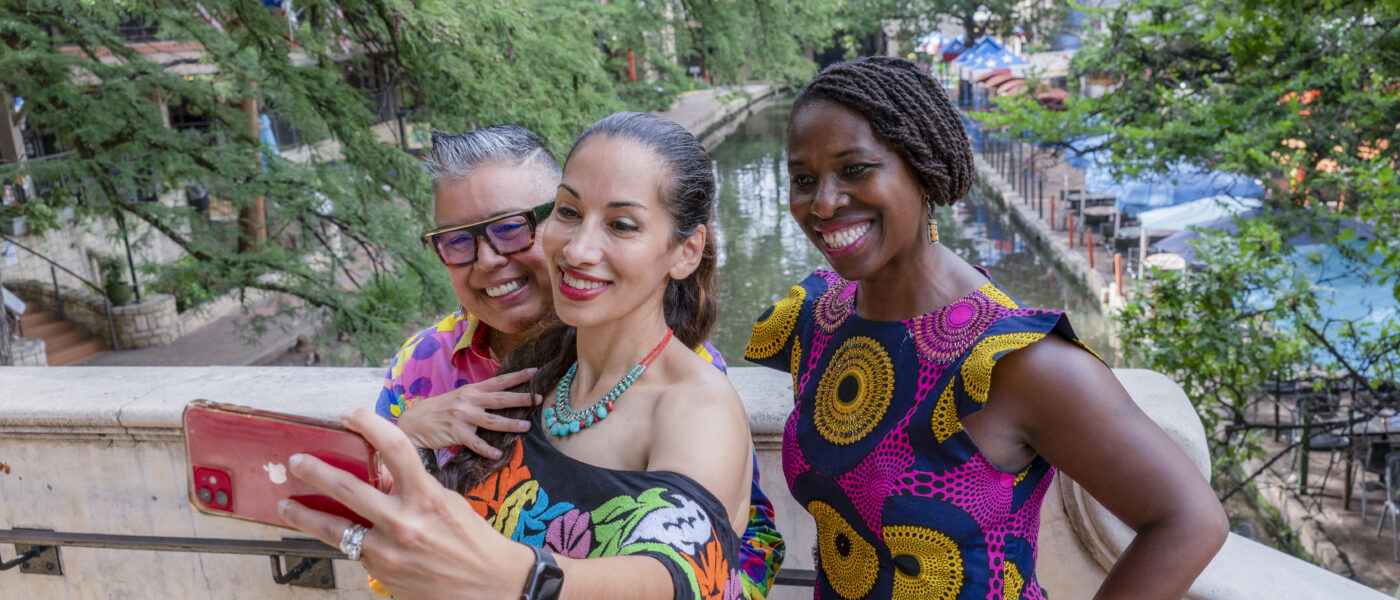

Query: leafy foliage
[1115,220,1319,471]
[984,0,1400,481]
[0,0,842,361]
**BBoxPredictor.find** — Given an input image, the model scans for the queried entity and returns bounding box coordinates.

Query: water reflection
[709,100,1116,364]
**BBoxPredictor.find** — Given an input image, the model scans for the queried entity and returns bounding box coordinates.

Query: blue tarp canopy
[1260,239,1397,376]
[950,37,1001,68]
[1137,195,1261,232]
[967,47,1028,73]
[917,32,954,54]
[941,37,966,58]
[952,37,1029,75]
[1062,135,1265,215]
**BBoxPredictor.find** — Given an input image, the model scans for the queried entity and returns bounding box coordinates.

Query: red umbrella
[997,78,1027,95]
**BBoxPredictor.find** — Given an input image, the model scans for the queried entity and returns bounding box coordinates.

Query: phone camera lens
[198,488,212,503]
[214,490,229,507]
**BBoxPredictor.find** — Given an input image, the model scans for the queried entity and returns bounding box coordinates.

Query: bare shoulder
[992,332,1121,413]
[644,353,751,512]
[651,363,750,452]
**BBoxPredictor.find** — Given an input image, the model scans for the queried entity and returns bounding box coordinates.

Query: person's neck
[855,241,982,321]
[487,328,528,361]
[571,300,671,393]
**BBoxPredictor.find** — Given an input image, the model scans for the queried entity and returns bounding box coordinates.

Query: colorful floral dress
[463,413,746,600]
[746,269,1096,600]
[375,310,783,598]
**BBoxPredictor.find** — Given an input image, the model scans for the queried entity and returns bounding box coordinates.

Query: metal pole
[0,247,11,366]
[1299,396,1312,494]
[114,210,142,302]
[50,265,65,321]
[105,300,119,351]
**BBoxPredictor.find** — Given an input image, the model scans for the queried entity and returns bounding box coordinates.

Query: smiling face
[543,135,700,330]
[786,99,928,282]
[433,162,555,335]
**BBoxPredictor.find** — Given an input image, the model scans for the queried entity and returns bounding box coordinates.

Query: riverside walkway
[968,133,1130,313]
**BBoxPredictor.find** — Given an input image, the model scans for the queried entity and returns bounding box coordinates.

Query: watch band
[521,543,564,600]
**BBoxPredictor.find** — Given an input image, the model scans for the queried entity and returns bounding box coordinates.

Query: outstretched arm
[991,336,1228,600]
[279,408,681,600]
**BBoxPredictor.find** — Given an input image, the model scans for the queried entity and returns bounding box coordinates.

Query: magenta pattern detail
[746,269,1084,600]
[893,453,1056,600]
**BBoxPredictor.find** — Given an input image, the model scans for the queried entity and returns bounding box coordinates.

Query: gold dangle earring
[924,194,939,245]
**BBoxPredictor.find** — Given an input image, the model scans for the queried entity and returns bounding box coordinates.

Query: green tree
[0,0,841,361]
[980,0,1400,483]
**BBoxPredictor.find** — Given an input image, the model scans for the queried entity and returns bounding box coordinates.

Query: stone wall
[0,366,1386,599]
[1,190,189,296]
[8,279,180,350]
[10,337,44,365]
[109,294,178,349]
[7,279,116,346]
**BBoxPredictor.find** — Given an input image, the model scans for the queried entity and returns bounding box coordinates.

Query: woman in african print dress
[746,56,1227,599]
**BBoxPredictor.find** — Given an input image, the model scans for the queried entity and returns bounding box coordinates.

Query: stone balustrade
[0,366,1385,599]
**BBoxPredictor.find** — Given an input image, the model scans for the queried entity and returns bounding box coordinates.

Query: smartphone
[182,400,385,530]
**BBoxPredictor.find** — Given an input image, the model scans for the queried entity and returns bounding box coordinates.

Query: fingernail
[341,408,357,423]
[289,453,304,468]
[277,499,291,513]
[527,367,539,373]
[534,394,543,404]
[491,448,504,459]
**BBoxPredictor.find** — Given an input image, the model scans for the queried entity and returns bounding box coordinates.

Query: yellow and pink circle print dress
[747,269,1097,600]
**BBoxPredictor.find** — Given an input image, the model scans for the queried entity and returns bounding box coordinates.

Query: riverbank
[657,83,780,148]
[971,152,1127,314]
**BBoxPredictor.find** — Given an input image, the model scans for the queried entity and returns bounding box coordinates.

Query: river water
[708,99,1117,364]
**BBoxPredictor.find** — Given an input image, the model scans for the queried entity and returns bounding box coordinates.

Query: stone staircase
[19,309,110,365]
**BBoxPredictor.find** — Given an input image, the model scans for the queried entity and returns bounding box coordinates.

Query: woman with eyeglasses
[280,116,766,600]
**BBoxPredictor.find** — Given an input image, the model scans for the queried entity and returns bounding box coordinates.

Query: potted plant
[98,254,133,306]
[0,203,26,236]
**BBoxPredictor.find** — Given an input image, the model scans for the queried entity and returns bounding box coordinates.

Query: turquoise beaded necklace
[544,328,673,437]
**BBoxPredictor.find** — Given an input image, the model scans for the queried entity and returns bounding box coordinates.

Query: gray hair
[424,125,561,202]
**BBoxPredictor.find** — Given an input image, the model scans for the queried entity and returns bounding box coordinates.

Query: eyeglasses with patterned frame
[423,201,555,267]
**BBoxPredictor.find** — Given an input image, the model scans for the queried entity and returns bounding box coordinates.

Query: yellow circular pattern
[960,332,1046,404]
[813,336,895,445]
[1003,561,1025,600]
[930,381,963,443]
[979,283,1020,309]
[809,500,879,600]
[746,285,806,360]
[885,525,965,600]
[790,335,802,392]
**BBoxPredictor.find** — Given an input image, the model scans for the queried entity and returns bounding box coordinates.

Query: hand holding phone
[183,400,385,529]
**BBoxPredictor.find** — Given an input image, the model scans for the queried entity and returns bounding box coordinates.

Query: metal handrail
[1,234,120,351]
[0,529,340,558]
[0,528,820,588]
[0,234,103,296]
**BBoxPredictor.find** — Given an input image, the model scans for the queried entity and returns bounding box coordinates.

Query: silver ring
[339,523,370,561]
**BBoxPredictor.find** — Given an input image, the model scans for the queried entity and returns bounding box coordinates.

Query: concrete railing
[0,366,1385,599]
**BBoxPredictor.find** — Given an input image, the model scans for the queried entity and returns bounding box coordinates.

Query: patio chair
[1355,440,1399,522]
[1377,451,1400,561]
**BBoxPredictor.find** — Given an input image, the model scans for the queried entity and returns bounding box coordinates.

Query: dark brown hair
[436,112,720,494]
[790,56,975,207]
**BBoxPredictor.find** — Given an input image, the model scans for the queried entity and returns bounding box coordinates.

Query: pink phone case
[183,400,384,530]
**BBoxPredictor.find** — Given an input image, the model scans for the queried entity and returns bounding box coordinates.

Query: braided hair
[790,56,974,207]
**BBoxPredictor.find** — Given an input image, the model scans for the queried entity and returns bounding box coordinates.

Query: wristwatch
[520,544,564,600]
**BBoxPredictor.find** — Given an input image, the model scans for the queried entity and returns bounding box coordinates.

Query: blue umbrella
[1083,161,1265,217]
